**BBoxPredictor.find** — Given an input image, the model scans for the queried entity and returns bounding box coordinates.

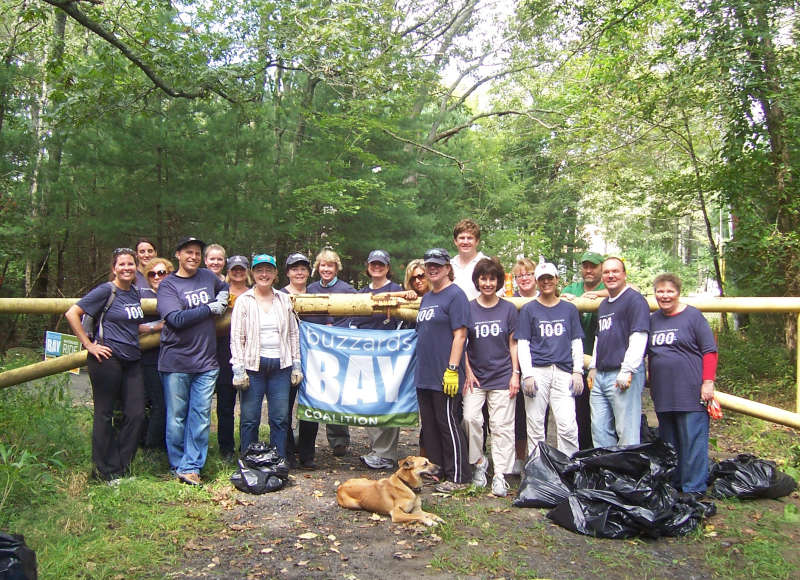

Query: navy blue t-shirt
[415,284,470,391]
[516,300,583,373]
[78,282,143,362]
[648,305,717,413]
[467,298,518,390]
[595,287,650,371]
[157,269,227,373]
[305,278,356,326]
[354,281,404,330]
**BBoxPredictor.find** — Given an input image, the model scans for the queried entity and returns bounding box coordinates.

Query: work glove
[232,365,249,390]
[215,290,230,307]
[615,370,632,391]
[290,360,304,386]
[207,300,227,316]
[587,368,596,390]
[570,372,584,397]
[442,368,459,397]
[521,376,537,397]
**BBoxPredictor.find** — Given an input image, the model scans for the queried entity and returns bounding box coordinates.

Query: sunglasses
[411,274,426,281]
[148,270,168,278]
[113,247,135,256]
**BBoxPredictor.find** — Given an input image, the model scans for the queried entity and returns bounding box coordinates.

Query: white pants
[524,365,579,457]
[462,387,516,475]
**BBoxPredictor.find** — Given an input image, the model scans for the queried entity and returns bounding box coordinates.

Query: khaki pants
[462,387,516,475]
[524,365,579,456]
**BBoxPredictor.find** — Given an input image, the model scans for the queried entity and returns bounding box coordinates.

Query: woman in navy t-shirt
[648,273,717,496]
[66,248,156,483]
[415,248,472,492]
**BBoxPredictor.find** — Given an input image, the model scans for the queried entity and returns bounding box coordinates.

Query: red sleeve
[702,352,718,381]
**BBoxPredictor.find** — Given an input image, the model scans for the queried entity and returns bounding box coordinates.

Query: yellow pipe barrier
[715,391,800,430]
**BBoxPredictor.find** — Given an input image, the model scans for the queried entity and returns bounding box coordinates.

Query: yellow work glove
[442,368,459,397]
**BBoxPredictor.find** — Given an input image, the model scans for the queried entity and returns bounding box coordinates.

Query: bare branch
[382,129,465,171]
[432,109,560,143]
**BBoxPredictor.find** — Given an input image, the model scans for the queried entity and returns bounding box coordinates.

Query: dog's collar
[398,476,422,493]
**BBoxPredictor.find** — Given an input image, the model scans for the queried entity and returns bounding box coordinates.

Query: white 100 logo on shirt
[474,322,501,338]
[651,331,676,346]
[124,305,144,319]
[598,317,613,332]
[538,321,565,337]
[417,308,435,322]
[186,290,210,307]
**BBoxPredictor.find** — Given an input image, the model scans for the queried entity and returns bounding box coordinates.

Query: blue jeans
[590,366,645,447]
[240,358,291,458]
[161,369,219,474]
[657,411,709,493]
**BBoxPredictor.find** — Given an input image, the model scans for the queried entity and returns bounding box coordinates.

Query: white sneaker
[511,459,524,475]
[472,455,489,488]
[491,474,509,497]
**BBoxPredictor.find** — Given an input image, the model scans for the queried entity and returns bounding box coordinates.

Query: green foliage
[715,328,795,399]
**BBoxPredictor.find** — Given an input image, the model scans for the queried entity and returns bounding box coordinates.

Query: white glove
[615,371,632,391]
[215,290,229,307]
[521,376,537,397]
[570,372,584,397]
[290,360,304,386]
[207,300,227,316]
[232,365,249,390]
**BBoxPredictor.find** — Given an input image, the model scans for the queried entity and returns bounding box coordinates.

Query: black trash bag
[640,413,660,443]
[230,460,285,494]
[707,454,797,500]
[241,442,282,469]
[0,532,37,580]
[513,443,574,508]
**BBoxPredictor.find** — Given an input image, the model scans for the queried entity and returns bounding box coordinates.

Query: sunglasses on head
[148,270,168,278]
[113,247,135,256]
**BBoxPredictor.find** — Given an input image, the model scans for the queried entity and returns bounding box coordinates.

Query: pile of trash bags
[230,442,290,494]
[707,454,797,500]
[513,441,715,539]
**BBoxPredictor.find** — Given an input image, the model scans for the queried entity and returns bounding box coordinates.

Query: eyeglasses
[514,272,534,279]
[411,274,426,281]
[148,270,168,278]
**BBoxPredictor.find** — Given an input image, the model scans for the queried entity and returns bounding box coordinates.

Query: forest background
[1,0,799,350]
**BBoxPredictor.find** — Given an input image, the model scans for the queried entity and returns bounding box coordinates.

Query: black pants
[216,381,237,454]
[142,362,166,450]
[286,383,319,463]
[87,355,145,479]
[575,375,592,450]
[417,389,471,483]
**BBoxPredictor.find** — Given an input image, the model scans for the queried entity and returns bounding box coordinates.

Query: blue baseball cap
[227,255,249,269]
[251,254,277,268]
[423,248,451,265]
[285,252,310,269]
[367,249,390,265]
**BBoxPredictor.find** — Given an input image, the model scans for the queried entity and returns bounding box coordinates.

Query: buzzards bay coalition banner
[297,323,419,427]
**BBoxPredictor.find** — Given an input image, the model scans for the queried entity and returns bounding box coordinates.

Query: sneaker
[361,454,395,470]
[107,477,122,487]
[332,445,348,457]
[510,458,525,475]
[472,455,489,488]
[491,474,510,497]
[298,458,317,470]
[177,472,201,486]
[434,480,467,493]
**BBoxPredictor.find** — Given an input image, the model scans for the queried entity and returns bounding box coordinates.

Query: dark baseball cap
[367,249,390,265]
[423,248,451,265]
[285,252,311,269]
[227,255,249,269]
[175,236,205,253]
[580,251,604,265]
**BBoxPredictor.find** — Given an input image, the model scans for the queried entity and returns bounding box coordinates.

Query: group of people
[65,219,718,500]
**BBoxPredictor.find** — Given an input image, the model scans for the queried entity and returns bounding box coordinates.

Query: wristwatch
[447,364,459,372]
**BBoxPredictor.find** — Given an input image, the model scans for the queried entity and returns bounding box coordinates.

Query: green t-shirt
[562,280,605,355]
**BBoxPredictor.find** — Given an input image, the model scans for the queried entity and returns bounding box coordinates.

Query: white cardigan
[229,288,300,371]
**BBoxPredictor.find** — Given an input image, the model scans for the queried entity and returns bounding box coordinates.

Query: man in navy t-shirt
[158,237,229,485]
[588,257,650,447]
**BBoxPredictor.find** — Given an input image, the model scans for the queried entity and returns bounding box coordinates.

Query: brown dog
[336,456,444,526]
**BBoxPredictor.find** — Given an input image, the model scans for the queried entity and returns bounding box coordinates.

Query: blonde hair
[313,248,342,275]
[204,243,226,260]
[403,259,429,294]
[143,257,175,288]
[512,257,536,276]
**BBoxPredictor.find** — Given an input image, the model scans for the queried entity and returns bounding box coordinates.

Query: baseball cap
[580,251,604,265]
[367,250,390,265]
[285,252,310,269]
[227,255,249,270]
[175,236,205,253]
[534,262,559,280]
[423,248,451,265]
[251,254,277,268]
